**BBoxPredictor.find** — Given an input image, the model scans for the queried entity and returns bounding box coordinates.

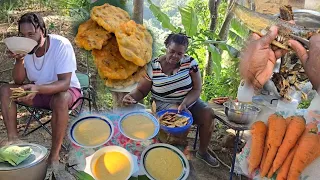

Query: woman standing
[123,33,219,167]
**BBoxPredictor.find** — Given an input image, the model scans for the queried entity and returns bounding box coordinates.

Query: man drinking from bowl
[0,12,81,164]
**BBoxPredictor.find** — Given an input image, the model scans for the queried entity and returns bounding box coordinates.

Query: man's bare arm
[12,59,27,85]
[37,73,72,94]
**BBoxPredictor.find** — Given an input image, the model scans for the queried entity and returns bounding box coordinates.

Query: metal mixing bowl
[223,101,261,124]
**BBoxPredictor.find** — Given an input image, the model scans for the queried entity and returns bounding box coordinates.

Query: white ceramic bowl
[69,114,114,148]
[141,143,190,180]
[3,37,37,54]
[90,146,135,180]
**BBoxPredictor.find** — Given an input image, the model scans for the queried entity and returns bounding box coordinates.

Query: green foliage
[298,100,311,109]
[187,0,210,30]
[178,6,198,37]
[201,60,240,101]
[75,171,95,180]
[0,0,20,23]
[147,0,178,32]
[207,44,221,77]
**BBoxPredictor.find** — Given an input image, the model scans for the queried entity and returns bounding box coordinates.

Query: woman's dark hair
[18,12,47,36]
[164,33,189,49]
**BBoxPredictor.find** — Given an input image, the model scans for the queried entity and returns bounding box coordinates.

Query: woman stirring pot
[123,33,220,167]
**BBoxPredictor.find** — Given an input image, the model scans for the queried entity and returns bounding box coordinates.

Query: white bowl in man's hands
[3,37,37,55]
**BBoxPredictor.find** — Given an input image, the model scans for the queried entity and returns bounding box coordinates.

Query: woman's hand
[240,26,287,90]
[122,94,137,105]
[289,34,320,92]
[178,103,187,113]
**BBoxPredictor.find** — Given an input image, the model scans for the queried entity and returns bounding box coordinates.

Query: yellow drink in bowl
[90,146,134,180]
[93,151,131,180]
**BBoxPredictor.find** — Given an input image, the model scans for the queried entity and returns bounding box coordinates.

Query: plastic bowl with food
[141,143,190,180]
[119,111,160,141]
[156,109,193,135]
[223,101,261,124]
[3,37,37,55]
[69,114,114,148]
[90,146,135,180]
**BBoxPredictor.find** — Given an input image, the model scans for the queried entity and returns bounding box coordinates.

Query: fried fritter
[90,3,130,32]
[115,20,153,67]
[92,36,139,80]
[104,65,147,89]
[159,112,189,127]
[75,19,112,50]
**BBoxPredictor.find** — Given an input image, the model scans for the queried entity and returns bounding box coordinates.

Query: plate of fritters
[74,3,153,90]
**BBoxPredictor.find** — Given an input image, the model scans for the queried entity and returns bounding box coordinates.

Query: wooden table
[208,103,250,180]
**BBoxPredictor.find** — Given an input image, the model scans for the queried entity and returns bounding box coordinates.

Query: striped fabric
[146,56,198,103]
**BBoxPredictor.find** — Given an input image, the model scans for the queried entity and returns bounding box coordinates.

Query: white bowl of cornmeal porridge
[69,114,114,148]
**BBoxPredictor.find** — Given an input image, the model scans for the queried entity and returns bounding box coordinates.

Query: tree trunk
[209,0,221,32]
[218,0,234,41]
[204,0,221,77]
[111,0,144,109]
[133,0,144,24]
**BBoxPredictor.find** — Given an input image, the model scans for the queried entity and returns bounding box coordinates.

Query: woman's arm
[180,70,202,109]
[128,77,153,102]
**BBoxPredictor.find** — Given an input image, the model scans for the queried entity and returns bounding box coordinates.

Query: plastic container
[156,109,193,135]
[237,80,255,103]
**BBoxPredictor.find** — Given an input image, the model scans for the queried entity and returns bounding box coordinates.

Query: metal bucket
[0,143,48,180]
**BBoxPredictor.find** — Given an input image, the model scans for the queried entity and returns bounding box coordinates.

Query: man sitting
[0,12,81,164]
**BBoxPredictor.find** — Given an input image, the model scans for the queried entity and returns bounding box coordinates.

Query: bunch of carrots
[248,113,320,180]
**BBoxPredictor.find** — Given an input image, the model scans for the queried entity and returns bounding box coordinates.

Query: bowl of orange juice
[90,146,135,180]
[69,114,114,148]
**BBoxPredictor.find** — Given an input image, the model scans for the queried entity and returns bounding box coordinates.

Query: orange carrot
[287,130,320,180]
[276,122,318,180]
[260,131,269,171]
[271,116,306,175]
[260,114,287,177]
[276,145,298,180]
[285,116,292,126]
[248,121,267,174]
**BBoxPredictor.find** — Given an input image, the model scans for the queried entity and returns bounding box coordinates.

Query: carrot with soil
[248,121,267,174]
[260,114,287,178]
[270,116,306,175]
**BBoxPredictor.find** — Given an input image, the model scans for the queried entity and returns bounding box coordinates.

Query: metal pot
[223,101,261,124]
[0,143,48,180]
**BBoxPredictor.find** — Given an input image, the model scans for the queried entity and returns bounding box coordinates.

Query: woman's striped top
[145,56,198,103]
